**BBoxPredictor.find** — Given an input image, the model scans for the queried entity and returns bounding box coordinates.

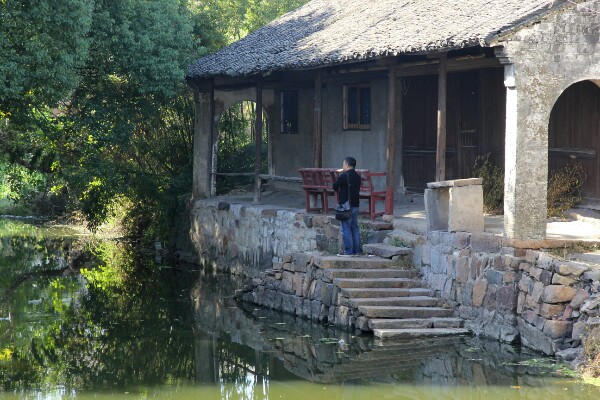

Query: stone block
[302,299,312,318]
[472,279,488,307]
[471,233,503,253]
[363,243,411,258]
[503,271,518,284]
[570,289,590,310]
[320,283,333,307]
[519,274,533,293]
[519,262,532,273]
[581,296,600,313]
[530,267,543,281]
[486,270,504,286]
[293,273,304,296]
[281,294,296,313]
[542,285,577,304]
[531,281,544,303]
[539,270,553,285]
[572,322,586,341]
[281,271,294,294]
[552,273,576,286]
[448,185,484,233]
[537,252,554,270]
[483,285,498,309]
[526,294,539,311]
[497,286,518,311]
[539,303,566,319]
[583,269,600,282]
[522,309,538,325]
[425,188,449,231]
[554,261,589,277]
[517,291,526,314]
[335,305,350,326]
[356,316,370,331]
[525,250,540,264]
[310,300,322,319]
[518,318,554,355]
[456,257,470,283]
[294,296,304,316]
[463,281,474,306]
[543,320,572,339]
[453,232,471,249]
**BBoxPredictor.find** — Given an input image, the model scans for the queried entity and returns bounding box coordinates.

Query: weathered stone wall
[500,2,600,238]
[237,253,356,329]
[188,199,339,276]
[414,230,600,355]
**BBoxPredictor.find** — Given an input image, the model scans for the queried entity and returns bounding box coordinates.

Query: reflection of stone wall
[192,272,559,385]
[188,199,339,276]
[414,230,600,355]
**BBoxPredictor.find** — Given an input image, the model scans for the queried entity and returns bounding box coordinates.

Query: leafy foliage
[0,0,308,243]
[216,102,268,195]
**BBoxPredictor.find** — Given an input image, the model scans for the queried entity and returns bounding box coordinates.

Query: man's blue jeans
[340,207,360,255]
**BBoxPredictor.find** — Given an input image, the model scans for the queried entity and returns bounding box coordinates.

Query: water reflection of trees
[0,240,198,393]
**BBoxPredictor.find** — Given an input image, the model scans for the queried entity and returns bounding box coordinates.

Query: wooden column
[385,66,397,215]
[313,70,323,168]
[208,80,217,197]
[436,53,448,182]
[254,80,263,203]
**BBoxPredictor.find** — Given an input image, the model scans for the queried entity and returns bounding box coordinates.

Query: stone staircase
[320,252,469,340]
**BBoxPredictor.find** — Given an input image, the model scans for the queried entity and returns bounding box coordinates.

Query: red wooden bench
[299,168,386,220]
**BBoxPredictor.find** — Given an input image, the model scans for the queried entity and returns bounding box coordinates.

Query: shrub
[473,154,504,215]
[547,163,586,218]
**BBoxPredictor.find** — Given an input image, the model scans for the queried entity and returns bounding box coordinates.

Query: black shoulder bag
[335,173,352,221]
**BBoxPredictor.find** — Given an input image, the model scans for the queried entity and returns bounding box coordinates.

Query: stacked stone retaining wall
[189,198,339,276]
[414,230,600,355]
[238,253,354,328]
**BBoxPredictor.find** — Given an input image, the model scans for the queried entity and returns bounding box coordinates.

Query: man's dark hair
[344,157,356,168]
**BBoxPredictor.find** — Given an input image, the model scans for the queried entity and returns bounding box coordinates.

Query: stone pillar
[503,64,547,239]
[192,83,214,199]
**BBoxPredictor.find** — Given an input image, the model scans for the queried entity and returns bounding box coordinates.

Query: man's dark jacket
[333,169,360,207]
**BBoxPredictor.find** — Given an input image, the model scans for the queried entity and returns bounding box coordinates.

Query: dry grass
[473,154,504,215]
[547,163,586,218]
[583,326,600,378]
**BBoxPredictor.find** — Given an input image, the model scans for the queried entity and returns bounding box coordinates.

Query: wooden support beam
[254,81,263,203]
[436,53,448,182]
[313,70,323,168]
[385,66,397,216]
[209,80,216,197]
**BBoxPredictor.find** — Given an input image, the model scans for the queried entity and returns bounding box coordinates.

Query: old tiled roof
[188,0,569,79]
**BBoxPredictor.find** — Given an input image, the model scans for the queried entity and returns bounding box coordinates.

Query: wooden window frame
[343,83,371,130]
[280,90,299,134]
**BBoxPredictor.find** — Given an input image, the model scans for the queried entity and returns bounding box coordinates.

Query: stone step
[341,287,434,298]
[373,328,470,340]
[384,229,421,247]
[368,317,464,330]
[362,243,412,259]
[345,296,439,308]
[333,278,421,289]
[317,256,397,270]
[325,269,414,280]
[358,306,454,319]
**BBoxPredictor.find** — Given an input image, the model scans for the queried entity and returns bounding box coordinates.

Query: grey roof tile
[188,0,570,79]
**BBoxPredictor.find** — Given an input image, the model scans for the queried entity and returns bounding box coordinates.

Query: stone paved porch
[214,189,600,242]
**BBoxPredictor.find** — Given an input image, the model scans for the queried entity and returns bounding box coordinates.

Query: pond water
[0,219,599,399]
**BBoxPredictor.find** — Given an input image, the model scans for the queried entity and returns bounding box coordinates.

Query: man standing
[333,157,361,256]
